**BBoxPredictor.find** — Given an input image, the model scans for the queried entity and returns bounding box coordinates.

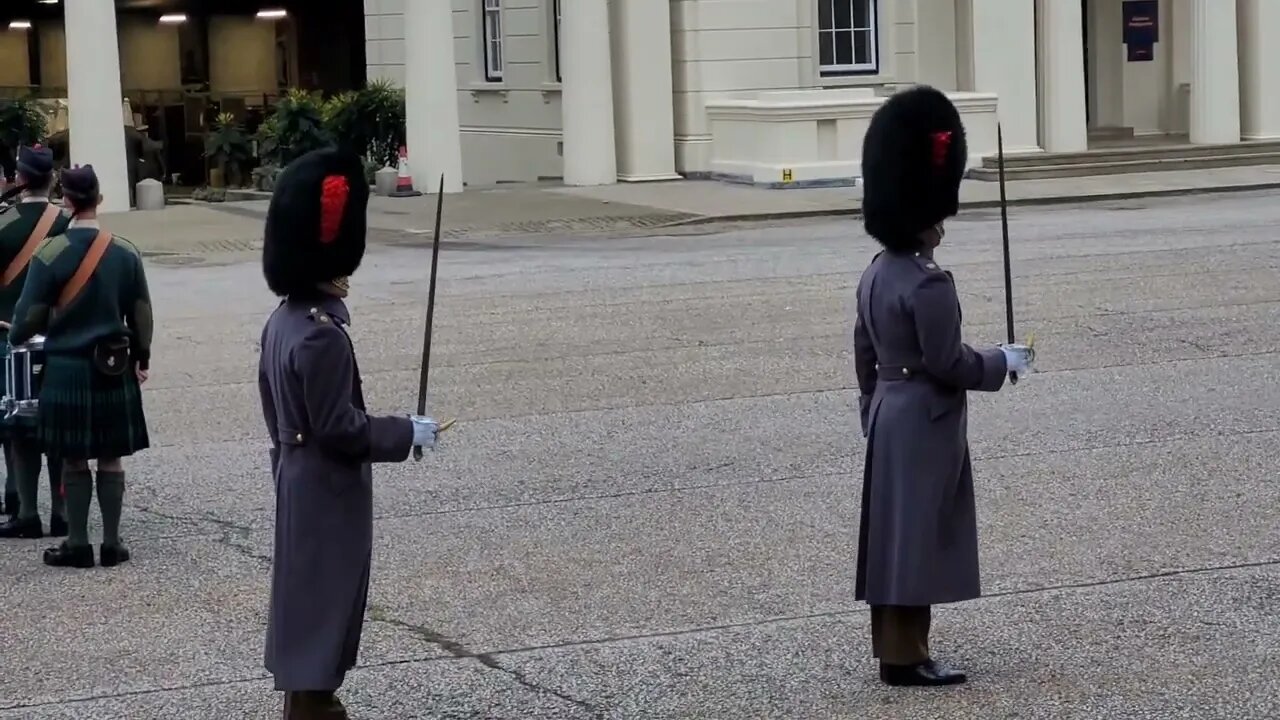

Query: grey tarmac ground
[3,189,1280,719]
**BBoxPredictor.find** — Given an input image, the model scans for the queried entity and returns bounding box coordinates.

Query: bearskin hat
[263,147,368,297]
[861,85,967,251]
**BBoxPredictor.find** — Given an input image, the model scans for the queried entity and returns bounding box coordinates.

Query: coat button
[318,315,329,323]
[309,307,318,313]
[295,433,303,442]
[901,367,909,376]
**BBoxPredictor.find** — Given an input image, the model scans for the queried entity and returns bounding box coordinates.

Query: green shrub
[0,96,48,150]
[257,89,332,166]
[322,80,405,169]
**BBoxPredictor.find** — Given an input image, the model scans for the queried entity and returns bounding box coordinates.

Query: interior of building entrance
[1081,0,1193,149]
[0,0,366,192]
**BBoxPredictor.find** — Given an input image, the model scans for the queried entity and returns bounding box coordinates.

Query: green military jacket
[0,198,71,323]
[10,221,153,370]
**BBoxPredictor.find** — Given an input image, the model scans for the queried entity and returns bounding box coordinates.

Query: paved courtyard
[2,190,1279,719]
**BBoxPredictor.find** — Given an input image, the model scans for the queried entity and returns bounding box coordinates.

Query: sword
[996,123,1020,385]
[413,174,447,461]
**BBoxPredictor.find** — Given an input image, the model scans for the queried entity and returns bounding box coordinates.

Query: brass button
[295,433,303,442]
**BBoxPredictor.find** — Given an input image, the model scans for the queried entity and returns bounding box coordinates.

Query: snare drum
[5,334,46,419]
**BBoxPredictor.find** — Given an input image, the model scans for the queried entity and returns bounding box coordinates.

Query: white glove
[410,415,439,450]
[1000,344,1035,376]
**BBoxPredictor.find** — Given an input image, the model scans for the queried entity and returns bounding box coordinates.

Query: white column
[1237,0,1280,139]
[404,0,464,193]
[1036,0,1088,152]
[1189,0,1240,144]
[609,0,679,182]
[961,0,1040,152]
[560,0,617,186]
[64,0,129,213]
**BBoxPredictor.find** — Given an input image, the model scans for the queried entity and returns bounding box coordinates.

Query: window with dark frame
[817,0,878,76]
[552,0,562,82]
[482,0,504,82]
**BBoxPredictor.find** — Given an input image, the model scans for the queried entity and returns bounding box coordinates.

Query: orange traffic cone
[390,146,423,198]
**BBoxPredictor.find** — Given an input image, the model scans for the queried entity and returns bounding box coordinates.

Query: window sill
[541,82,562,101]
[816,71,893,88]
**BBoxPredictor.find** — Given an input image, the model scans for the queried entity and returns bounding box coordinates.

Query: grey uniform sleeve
[258,325,280,475]
[910,271,1007,392]
[853,280,878,436]
[293,322,415,463]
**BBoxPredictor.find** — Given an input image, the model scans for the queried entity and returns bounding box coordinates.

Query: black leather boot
[0,515,43,539]
[42,541,94,569]
[880,659,967,686]
[284,691,350,719]
[99,543,131,568]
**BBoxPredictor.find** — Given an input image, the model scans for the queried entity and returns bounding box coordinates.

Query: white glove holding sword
[409,416,454,451]
[1000,334,1036,382]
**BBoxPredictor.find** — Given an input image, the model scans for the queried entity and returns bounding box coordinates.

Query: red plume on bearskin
[263,148,368,297]
[860,85,968,252]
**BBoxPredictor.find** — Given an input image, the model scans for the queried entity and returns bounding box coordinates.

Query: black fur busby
[60,164,100,208]
[861,85,967,251]
[263,147,369,297]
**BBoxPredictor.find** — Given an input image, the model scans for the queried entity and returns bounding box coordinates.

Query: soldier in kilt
[10,164,152,569]
[0,145,70,539]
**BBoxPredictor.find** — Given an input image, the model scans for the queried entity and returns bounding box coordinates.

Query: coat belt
[876,364,927,381]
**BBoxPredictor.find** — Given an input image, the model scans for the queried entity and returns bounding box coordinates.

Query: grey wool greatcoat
[258,295,414,691]
[853,250,1007,607]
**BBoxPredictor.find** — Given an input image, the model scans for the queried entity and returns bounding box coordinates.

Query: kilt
[37,352,149,460]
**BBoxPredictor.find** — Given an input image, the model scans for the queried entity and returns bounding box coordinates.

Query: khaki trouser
[870,605,931,665]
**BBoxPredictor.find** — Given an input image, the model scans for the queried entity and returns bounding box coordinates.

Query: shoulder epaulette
[0,207,23,230]
[111,235,141,257]
[33,235,70,264]
[305,305,347,329]
[907,253,945,274]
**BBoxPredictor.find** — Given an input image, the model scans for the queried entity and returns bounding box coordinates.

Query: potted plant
[204,112,252,188]
[356,80,406,169]
[322,80,406,172]
[258,88,332,167]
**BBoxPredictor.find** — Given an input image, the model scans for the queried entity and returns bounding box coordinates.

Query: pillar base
[618,172,683,183]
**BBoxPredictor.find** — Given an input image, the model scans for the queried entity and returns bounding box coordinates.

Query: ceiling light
[9,20,32,30]
[256,9,287,20]
[159,13,187,24]
[37,0,59,5]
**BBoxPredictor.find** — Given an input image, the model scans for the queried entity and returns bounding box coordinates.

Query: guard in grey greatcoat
[851,86,1034,687]
[257,148,441,719]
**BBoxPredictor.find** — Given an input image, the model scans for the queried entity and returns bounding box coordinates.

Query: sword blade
[413,174,446,460]
[996,123,1018,384]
